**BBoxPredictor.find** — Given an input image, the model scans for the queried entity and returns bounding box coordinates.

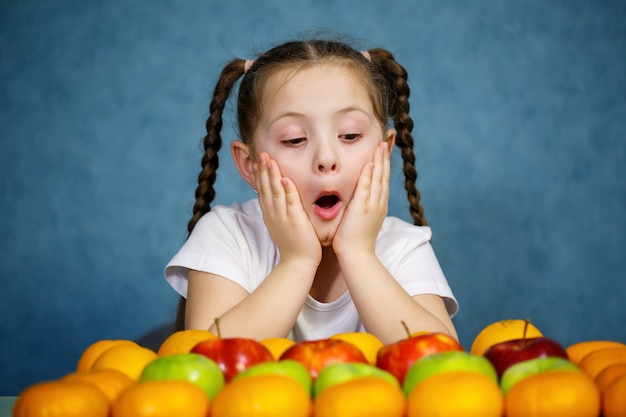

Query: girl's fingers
[353,161,374,204]
[282,177,299,206]
[256,153,291,217]
[369,142,384,200]
[282,177,306,219]
[360,142,389,206]
[380,142,390,201]
[268,159,284,195]
[255,155,316,260]
[255,153,271,203]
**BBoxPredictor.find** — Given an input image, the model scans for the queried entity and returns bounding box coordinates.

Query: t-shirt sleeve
[164,211,256,298]
[376,220,459,317]
[395,241,458,317]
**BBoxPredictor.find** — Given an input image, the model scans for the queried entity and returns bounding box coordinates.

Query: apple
[191,337,274,382]
[313,362,399,398]
[139,353,225,399]
[402,351,498,396]
[376,332,464,384]
[500,356,581,394]
[231,359,312,394]
[483,336,569,378]
[279,338,368,380]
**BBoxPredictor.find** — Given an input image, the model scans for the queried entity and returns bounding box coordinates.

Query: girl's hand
[333,142,390,257]
[254,152,322,267]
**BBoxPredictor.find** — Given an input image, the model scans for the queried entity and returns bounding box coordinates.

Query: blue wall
[1,0,624,395]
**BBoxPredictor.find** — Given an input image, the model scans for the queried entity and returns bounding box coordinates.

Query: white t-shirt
[165,199,458,341]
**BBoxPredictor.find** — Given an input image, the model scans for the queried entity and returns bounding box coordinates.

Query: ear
[385,129,396,154]
[231,140,256,188]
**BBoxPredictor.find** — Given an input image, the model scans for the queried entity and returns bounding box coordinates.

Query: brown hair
[175,39,426,330]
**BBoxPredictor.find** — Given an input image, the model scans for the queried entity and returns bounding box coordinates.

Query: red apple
[376,332,464,384]
[279,338,368,380]
[483,336,569,378]
[191,337,274,382]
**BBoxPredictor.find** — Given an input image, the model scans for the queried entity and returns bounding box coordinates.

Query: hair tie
[243,59,255,74]
[361,50,371,61]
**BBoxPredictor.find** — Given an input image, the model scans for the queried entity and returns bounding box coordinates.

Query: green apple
[140,353,225,399]
[232,359,312,394]
[313,362,399,398]
[403,351,498,396]
[500,356,581,394]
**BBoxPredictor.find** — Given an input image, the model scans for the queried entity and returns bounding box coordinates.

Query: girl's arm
[336,251,457,344]
[186,259,456,342]
[185,259,317,338]
[333,142,457,344]
[185,152,321,338]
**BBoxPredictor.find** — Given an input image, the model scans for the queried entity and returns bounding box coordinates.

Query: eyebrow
[268,111,305,126]
[268,106,373,126]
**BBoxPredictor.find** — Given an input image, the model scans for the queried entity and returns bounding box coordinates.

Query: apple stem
[214,317,222,338]
[522,318,529,346]
[401,320,411,338]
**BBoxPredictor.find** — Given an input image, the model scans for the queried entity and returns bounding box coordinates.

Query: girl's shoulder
[376,217,439,266]
[198,199,262,222]
[380,216,433,243]
[192,199,264,238]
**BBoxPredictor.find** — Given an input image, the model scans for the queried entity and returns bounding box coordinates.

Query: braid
[369,49,427,226]
[187,59,246,234]
[176,58,246,331]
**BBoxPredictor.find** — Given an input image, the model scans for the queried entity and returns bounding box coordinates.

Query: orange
[315,376,405,417]
[260,337,296,360]
[62,368,135,403]
[330,332,384,364]
[91,343,158,380]
[111,380,210,417]
[578,346,626,379]
[505,370,600,417]
[212,375,311,417]
[157,329,217,356]
[603,373,626,417]
[76,339,138,372]
[13,380,109,417]
[407,371,503,417]
[470,319,543,356]
[410,331,434,337]
[595,363,626,392]
[566,340,626,364]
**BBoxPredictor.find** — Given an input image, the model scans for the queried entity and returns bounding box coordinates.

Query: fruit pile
[12,319,626,417]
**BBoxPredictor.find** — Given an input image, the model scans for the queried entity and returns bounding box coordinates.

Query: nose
[314,140,339,174]
[318,160,337,173]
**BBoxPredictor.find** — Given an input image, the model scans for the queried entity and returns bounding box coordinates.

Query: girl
[165,38,458,344]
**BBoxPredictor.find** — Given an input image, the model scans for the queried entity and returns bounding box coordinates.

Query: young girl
[165,38,459,344]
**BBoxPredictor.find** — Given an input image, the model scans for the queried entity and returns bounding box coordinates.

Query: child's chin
[316,231,335,248]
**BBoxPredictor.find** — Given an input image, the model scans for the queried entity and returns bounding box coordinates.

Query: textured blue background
[1,0,624,395]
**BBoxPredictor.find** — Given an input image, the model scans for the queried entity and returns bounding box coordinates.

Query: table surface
[0,397,15,416]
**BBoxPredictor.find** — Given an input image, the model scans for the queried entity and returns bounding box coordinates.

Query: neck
[320,245,338,264]
[309,247,345,302]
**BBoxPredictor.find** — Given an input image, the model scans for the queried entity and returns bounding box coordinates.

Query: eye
[282,137,306,146]
[340,133,363,141]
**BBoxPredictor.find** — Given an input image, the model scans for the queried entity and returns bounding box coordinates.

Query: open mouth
[313,192,343,220]
[315,194,340,209]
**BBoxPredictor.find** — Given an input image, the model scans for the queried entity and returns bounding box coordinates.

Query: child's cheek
[275,159,300,181]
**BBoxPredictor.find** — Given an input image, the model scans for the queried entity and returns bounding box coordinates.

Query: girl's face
[252,64,394,245]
